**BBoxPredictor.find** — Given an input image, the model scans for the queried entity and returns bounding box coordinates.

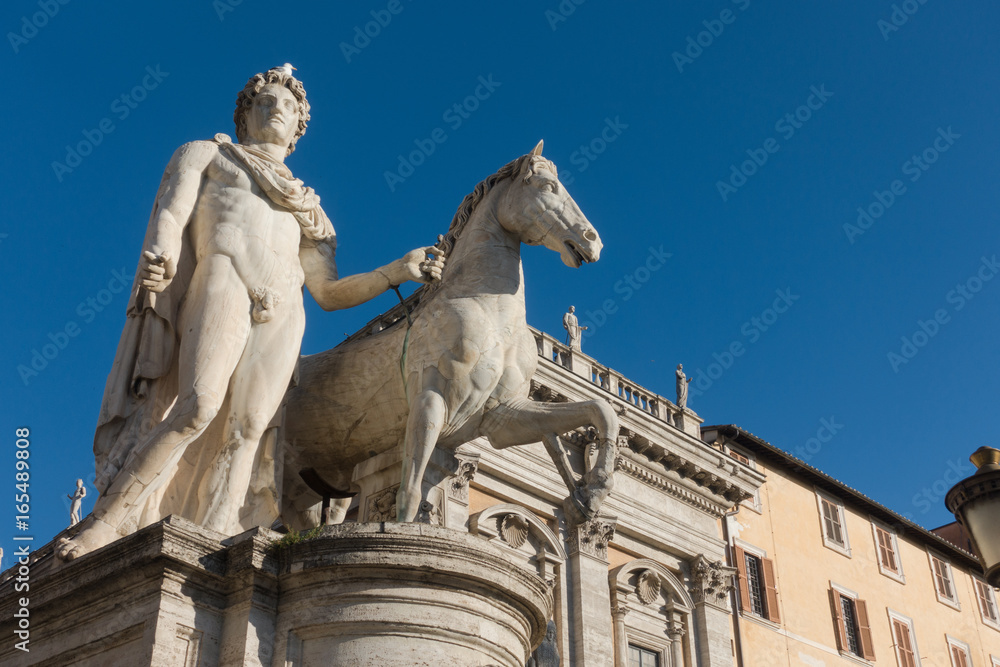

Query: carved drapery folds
[566,517,617,560]
[688,554,736,609]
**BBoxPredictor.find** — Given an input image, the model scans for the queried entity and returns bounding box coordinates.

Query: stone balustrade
[529,327,687,430]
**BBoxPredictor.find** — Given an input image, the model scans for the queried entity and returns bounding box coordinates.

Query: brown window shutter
[829,589,848,651]
[893,620,915,667]
[855,599,876,660]
[734,546,751,611]
[877,528,897,572]
[762,557,780,623]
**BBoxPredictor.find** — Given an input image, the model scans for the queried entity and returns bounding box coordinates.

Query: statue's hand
[140,249,177,293]
[389,246,446,285]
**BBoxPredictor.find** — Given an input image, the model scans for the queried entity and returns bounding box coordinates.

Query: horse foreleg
[481,398,619,522]
[397,390,448,522]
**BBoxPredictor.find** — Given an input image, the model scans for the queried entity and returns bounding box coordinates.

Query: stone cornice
[529,370,765,507]
[615,453,733,518]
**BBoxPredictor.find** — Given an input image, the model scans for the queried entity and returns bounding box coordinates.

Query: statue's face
[247,82,300,148]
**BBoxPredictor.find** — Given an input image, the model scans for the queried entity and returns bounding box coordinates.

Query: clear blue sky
[2,0,997,565]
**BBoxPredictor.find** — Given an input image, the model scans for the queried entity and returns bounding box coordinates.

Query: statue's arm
[141,142,216,292]
[301,242,444,312]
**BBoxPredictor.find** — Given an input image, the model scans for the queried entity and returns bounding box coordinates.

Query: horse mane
[347,152,558,340]
[436,151,556,259]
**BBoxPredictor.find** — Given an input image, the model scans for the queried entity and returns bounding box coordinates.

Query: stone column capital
[566,516,617,561]
[688,554,736,609]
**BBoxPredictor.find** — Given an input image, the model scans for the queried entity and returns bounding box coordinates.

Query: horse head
[498,140,603,268]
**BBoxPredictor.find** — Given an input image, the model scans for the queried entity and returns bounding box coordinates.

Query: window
[629,645,660,667]
[734,545,780,623]
[728,449,751,466]
[888,612,919,667]
[816,491,851,556]
[872,522,904,581]
[947,637,971,667]
[830,585,875,660]
[975,578,1000,628]
[928,552,960,608]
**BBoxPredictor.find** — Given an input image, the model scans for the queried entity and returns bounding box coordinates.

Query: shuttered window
[931,555,957,602]
[950,643,970,667]
[975,578,999,625]
[891,618,916,667]
[821,497,845,546]
[876,525,899,573]
[734,546,780,623]
[830,588,875,660]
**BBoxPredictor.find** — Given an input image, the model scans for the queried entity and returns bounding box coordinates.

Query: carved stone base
[352,445,479,529]
[0,517,549,667]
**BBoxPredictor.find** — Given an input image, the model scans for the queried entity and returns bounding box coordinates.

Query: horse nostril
[584,230,597,242]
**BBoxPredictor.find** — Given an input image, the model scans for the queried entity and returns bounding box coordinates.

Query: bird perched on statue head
[274,63,296,76]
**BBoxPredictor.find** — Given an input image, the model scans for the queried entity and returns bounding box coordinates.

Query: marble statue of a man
[68,479,86,527]
[58,66,444,561]
[563,305,587,350]
[676,363,692,410]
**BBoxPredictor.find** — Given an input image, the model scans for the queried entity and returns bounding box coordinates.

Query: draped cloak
[93,133,334,531]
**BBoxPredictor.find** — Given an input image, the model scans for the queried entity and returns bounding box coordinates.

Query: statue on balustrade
[676,363,692,410]
[563,305,588,350]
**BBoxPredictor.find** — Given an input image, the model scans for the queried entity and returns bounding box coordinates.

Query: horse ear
[530,140,544,156]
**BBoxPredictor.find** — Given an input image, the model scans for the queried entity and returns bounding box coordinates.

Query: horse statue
[280,141,619,527]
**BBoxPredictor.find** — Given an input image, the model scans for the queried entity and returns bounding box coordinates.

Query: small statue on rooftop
[68,479,86,527]
[676,363,692,410]
[563,305,588,351]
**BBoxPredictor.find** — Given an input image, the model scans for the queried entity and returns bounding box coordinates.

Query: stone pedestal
[0,517,550,667]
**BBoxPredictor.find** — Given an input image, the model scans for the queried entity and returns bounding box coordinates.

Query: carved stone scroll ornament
[688,554,736,607]
[566,517,617,560]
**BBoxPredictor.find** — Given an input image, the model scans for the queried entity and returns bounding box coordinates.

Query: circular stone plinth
[273,522,552,667]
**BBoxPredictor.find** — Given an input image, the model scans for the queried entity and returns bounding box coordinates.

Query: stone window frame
[973,576,1000,631]
[627,643,661,666]
[829,581,876,663]
[886,609,921,667]
[733,539,780,625]
[609,559,695,667]
[870,519,906,584]
[926,550,961,611]
[623,630,668,667]
[815,489,852,557]
[946,635,972,667]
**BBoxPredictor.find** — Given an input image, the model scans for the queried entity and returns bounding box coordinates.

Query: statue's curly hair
[234,68,310,156]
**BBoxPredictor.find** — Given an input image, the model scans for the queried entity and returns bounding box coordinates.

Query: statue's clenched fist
[388,245,447,285]
[140,249,177,292]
